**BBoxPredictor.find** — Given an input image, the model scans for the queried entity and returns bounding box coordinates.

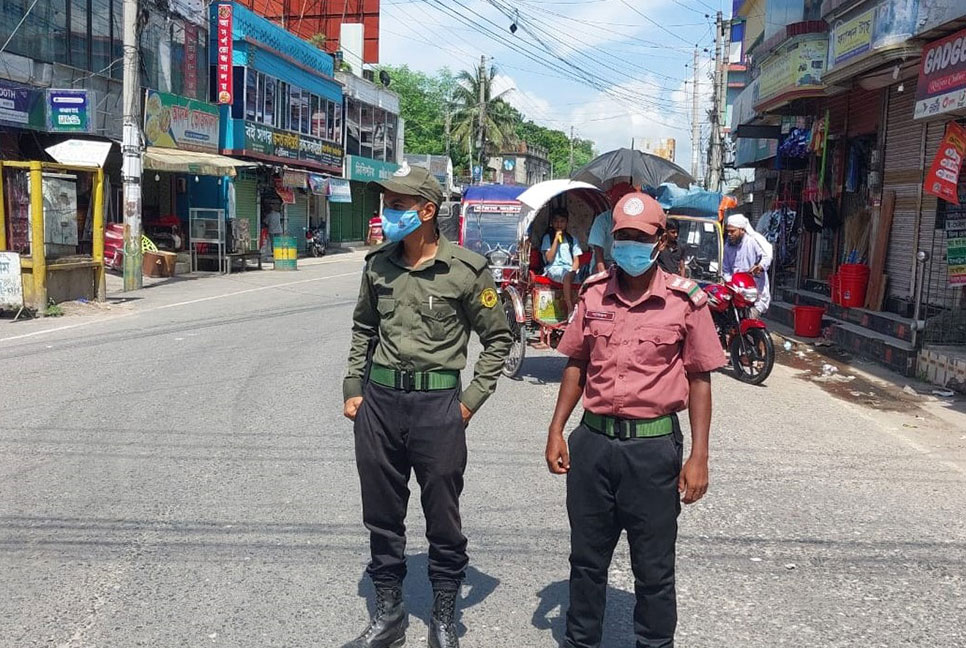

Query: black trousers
[353,382,468,589]
[565,416,684,648]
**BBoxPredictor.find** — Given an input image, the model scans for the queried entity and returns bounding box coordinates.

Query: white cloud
[379,0,715,169]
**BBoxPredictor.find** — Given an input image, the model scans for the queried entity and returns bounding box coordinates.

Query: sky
[378,0,724,171]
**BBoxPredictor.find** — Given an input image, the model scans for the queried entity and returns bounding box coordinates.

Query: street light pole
[121,0,142,290]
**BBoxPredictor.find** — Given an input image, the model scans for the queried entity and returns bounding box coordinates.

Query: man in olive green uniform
[342,165,512,648]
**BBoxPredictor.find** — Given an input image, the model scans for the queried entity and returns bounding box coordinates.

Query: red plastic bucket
[838,263,870,308]
[793,305,825,338]
[829,273,840,305]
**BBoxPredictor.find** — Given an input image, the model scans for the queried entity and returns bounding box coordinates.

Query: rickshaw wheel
[502,297,526,378]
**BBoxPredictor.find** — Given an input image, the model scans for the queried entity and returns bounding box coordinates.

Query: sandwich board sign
[0,252,25,313]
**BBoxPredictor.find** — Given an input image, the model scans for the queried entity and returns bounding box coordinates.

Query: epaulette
[578,268,613,294]
[365,241,396,260]
[450,245,487,272]
[666,273,708,307]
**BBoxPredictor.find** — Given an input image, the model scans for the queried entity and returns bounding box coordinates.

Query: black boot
[341,585,407,648]
[427,588,459,648]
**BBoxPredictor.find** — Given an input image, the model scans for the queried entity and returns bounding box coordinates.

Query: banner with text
[144,90,219,152]
[924,121,966,204]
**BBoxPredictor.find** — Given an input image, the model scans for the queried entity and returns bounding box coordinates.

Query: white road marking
[0,270,359,344]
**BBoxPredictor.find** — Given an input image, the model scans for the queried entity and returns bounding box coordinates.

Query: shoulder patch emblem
[667,274,708,306]
[480,287,499,308]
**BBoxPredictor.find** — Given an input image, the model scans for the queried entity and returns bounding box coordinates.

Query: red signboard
[924,121,966,205]
[914,28,966,120]
[216,4,234,104]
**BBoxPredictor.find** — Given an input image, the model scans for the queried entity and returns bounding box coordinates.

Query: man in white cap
[723,213,773,317]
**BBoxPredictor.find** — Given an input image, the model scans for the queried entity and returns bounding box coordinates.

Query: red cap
[612,192,666,235]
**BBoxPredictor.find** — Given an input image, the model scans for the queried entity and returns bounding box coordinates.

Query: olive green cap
[370,163,444,205]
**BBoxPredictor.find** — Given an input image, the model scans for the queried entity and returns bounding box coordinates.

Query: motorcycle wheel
[729,328,775,385]
[310,244,321,257]
[502,297,526,378]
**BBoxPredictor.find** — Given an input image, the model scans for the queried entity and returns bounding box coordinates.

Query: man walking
[342,164,512,648]
[545,193,725,648]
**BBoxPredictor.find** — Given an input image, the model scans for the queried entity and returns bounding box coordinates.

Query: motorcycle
[305,226,326,257]
[703,271,775,385]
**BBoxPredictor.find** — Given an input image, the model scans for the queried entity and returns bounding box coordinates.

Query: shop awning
[142,147,256,177]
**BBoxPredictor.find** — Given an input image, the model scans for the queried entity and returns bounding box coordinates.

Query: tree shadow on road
[356,552,500,639]
[532,579,636,646]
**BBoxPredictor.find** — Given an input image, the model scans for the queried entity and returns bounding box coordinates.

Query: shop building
[333,69,402,243]
[730,0,966,388]
[489,142,552,186]
[213,1,344,254]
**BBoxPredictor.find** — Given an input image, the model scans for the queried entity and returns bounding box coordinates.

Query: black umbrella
[572,148,694,190]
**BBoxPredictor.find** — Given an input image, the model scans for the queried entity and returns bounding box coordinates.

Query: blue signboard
[0,79,44,130]
[47,89,91,133]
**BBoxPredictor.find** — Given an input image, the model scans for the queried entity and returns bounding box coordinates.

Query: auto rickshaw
[493,180,725,379]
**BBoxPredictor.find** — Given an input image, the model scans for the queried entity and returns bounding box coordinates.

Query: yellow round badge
[480,288,498,309]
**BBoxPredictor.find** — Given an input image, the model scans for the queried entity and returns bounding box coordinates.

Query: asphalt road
[1,253,965,648]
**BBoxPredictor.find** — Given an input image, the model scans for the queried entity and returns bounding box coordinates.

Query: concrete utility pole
[477,55,486,181]
[569,125,575,177]
[444,107,451,159]
[121,0,142,290]
[709,11,730,193]
[691,47,701,181]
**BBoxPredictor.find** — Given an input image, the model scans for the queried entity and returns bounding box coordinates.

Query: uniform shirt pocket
[377,297,396,316]
[635,327,682,364]
[421,298,460,340]
[587,319,615,361]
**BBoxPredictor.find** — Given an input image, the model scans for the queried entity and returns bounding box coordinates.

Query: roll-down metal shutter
[883,84,924,300]
[234,171,259,250]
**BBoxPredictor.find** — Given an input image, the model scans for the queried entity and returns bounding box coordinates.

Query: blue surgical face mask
[381,207,423,242]
[612,240,658,277]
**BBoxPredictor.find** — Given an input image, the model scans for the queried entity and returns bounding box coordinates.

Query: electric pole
[477,54,486,183]
[691,47,701,182]
[444,107,451,159]
[709,11,730,193]
[569,125,575,177]
[121,0,142,290]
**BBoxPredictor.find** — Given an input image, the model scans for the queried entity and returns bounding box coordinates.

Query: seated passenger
[541,209,582,317]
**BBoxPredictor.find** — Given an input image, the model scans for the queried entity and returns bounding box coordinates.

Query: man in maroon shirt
[546,192,725,648]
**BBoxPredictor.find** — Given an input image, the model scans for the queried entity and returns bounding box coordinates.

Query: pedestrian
[723,213,773,317]
[657,219,686,275]
[588,182,636,273]
[341,164,513,648]
[545,192,725,648]
[263,200,284,256]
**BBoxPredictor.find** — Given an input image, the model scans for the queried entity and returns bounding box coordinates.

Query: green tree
[515,116,596,178]
[450,63,517,169]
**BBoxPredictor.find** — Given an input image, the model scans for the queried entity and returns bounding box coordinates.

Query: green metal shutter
[234,171,259,250]
[288,193,309,252]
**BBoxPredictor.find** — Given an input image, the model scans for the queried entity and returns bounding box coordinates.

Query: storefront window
[327,99,336,142]
[373,107,386,161]
[300,91,310,134]
[245,70,257,121]
[111,0,121,77]
[311,95,323,137]
[256,73,265,123]
[386,113,397,164]
[276,82,287,129]
[346,97,360,156]
[360,101,373,159]
[91,0,110,74]
[264,76,276,125]
[290,87,301,134]
[70,0,88,69]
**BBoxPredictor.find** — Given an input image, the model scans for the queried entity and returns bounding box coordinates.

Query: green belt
[369,365,460,392]
[582,411,673,440]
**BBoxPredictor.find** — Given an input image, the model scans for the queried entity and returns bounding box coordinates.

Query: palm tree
[451,61,518,176]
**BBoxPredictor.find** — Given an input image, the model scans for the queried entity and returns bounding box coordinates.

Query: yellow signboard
[831,8,874,66]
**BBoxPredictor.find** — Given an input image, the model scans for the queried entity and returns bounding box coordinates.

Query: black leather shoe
[341,585,407,648]
[427,589,459,648]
